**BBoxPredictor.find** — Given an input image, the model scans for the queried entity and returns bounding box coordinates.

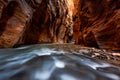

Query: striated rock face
[0,0,32,48]
[23,0,74,44]
[73,0,120,50]
[0,0,73,48]
[0,0,120,50]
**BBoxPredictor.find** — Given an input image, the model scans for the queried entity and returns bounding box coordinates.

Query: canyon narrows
[0,0,120,50]
[0,0,120,80]
[0,0,74,48]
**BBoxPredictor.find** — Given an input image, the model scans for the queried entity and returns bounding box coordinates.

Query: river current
[0,44,120,80]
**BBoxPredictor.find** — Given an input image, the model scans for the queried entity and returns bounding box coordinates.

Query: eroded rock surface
[23,0,74,45]
[0,0,120,50]
[0,0,32,48]
[73,0,120,50]
[0,0,73,48]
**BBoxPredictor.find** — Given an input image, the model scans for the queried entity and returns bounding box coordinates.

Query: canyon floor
[32,43,120,67]
[0,43,120,80]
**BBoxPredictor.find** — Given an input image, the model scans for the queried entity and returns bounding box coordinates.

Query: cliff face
[0,0,73,48]
[0,0,120,50]
[0,0,32,48]
[73,0,120,50]
[23,0,74,44]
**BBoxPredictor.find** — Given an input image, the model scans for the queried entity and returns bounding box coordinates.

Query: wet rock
[0,44,120,80]
[73,0,120,50]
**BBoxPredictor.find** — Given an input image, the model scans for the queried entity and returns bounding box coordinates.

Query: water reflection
[54,61,65,68]
[0,44,119,80]
[60,74,76,80]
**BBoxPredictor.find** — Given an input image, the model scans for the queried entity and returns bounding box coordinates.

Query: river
[0,44,120,80]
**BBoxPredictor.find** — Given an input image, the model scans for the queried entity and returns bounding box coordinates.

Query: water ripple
[0,44,119,80]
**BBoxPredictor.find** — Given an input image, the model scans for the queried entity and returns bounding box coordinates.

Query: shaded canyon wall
[73,0,120,50]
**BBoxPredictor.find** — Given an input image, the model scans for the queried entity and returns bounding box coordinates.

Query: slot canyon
[0,0,120,80]
[0,0,120,50]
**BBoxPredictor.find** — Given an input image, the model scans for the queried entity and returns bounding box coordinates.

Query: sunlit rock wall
[0,0,74,48]
[23,0,74,44]
[73,0,120,50]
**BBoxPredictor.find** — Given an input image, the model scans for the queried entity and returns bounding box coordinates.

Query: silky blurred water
[0,44,120,80]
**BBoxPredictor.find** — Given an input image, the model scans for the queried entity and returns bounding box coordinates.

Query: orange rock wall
[0,0,32,48]
[0,0,120,50]
[0,0,73,48]
[73,0,120,50]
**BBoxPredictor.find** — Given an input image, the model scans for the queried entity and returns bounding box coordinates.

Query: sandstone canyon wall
[0,0,120,50]
[0,0,73,48]
[0,0,32,48]
[73,0,120,50]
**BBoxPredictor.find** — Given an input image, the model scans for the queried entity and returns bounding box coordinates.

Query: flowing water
[0,44,120,80]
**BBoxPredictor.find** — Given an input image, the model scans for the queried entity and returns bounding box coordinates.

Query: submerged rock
[0,44,120,80]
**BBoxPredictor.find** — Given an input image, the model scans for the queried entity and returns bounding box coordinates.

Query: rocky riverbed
[33,43,120,66]
[0,44,120,80]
